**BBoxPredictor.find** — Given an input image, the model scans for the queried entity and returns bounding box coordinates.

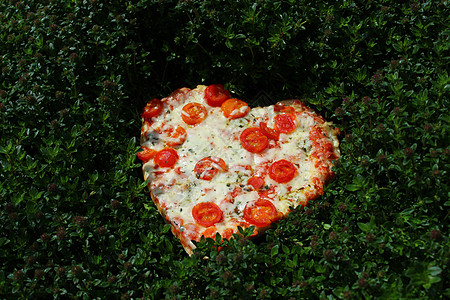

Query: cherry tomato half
[274,113,297,133]
[221,98,250,119]
[181,102,207,125]
[259,122,280,141]
[240,127,269,153]
[247,176,265,191]
[268,159,297,183]
[194,157,227,180]
[243,199,278,227]
[192,202,223,227]
[142,98,164,119]
[165,126,187,147]
[154,148,179,168]
[136,147,157,162]
[204,84,231,107]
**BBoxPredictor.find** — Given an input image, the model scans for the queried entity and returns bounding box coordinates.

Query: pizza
[138,84,340,255]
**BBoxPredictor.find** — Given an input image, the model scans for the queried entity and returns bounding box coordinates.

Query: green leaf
[271,244,279,257]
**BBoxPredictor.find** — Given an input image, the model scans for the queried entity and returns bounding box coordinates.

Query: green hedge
[0,0,448,299]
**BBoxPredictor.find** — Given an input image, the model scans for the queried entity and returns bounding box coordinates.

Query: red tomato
[142,98,164,119]
[136,147,157,162]
[194,157,227,180]
[247,176,265,191]
[274,113,297,133]
[259,122,280,141]
[204,84,231,107]
[181,102,207,125]
[202,226,218,239]
[221,98,250,119]
[274,101,303,114]
[192,202,223,227]
[269,159,297,183]
[165,126,187,147]
[154,148,179,168]
[240,127,269,153]
[243,199,278,227]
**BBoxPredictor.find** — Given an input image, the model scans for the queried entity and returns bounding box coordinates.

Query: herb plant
[1,0,448,299]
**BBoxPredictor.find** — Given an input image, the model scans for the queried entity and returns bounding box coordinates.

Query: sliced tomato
[221,98,250,119]
[136,147,157,162]
[247,176,265,191]
[205,84,231,107]
[201,226,218,239]
[154,148,178,168]
[142,98,164,119]
[269,159,297,183]
[259,122,280,141]
[181,102,207,125]
[192,202,223,227]
[194,157,227,180]
[274,101,300,114]
[165,126,187,147]
[240,127,269,153]
[243,199,278,227]
[274,113,297,133]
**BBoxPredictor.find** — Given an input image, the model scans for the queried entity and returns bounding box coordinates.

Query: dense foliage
[1,0,448,299]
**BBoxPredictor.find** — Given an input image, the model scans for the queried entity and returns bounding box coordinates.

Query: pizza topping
[192,202,223,227]
[221,98,250,119]
[274,113,297,133]
[243,199,278,227]
[259,122,280,141]
[269,159,297,183]
[142,98,164,119]
[247,176,265,191]
[204,84,231,107]
[181,102,207,125]
[165,126,187,147]
[136,147,157,162]
[274,100,306,114]
[154,148,179,168]
[240,127,269,153]
[194,157,227,180]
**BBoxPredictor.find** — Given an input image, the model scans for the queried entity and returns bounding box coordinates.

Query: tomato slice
[192,202,223,227]
[240,127,269,153]
[274,113,297,133]
[221,98,250,119]
[259,122,280,141]
[154,148,179,168]
[181,102,207,125]
[165,126,187,147]
[247,176,265,191]
[204,84,231,107]
[202,226,218,239]
[136,147,157,162]
[243,199,278,227]
[268,159,297,183]
[194,157,227,180]
[142,98,164,119]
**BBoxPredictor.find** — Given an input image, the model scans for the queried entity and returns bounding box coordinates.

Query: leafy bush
[0,0,448,299]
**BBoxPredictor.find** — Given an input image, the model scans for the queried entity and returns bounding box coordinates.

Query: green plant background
[0,0,448,299]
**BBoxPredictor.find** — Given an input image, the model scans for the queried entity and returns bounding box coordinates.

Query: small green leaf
[271,244,279,257]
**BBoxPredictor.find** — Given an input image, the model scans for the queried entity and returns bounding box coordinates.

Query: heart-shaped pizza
[138,84,340,255]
